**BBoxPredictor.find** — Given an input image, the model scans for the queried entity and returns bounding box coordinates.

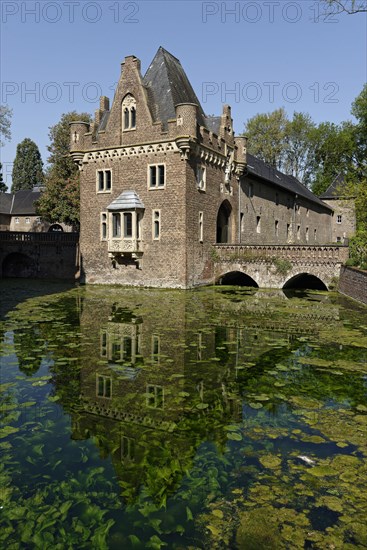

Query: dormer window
[122,94,136,130]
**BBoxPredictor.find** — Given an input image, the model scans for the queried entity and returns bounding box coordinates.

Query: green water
[1,280,366,549]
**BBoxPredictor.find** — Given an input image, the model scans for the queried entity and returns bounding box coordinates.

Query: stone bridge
[213,244,349,290]
[0,231,79,280]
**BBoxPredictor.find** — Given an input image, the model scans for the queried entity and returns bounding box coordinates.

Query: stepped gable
[246,153,332,210]
[143,46,207,128]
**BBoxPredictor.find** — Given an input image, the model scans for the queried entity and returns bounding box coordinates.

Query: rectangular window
[101,212,107,240]
[306,208,309,218]
[336,236,342,243]
[96,375,112,398]
[123,212,132,238]
[249,183,253,198]
[146,385,164,409]
[337,215,342,224]
[196,165,206,191]
[199,211,203,242]
[275,220,279,236]
[25,217,30,224]
[100,330,107,357]
[256,216,261,233]
[97,170,112,193]
[275,193,279,205]
[306,226,309,242]
[314,228,317,241]
[297,225,301,240]
[287,224,291,239]
[15,217,19,224]
[112,213,121,238]
[149,165,165,188]
[153,210,160,240]
[151,335,160,363]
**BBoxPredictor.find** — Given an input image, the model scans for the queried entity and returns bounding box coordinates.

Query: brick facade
[339,266,367,305]
[71,48,337,289]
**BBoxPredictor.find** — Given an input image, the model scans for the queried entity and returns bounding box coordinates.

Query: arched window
[122,94,137,130]
[216,201,232,243]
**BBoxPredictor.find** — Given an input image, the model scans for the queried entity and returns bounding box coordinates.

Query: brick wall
[338,266,367,305]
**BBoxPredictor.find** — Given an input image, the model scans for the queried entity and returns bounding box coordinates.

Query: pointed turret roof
[143,47,206,126]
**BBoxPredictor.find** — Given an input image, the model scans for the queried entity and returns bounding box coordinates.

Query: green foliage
[0,162,7,192]
[272,257,292,275]
[11,138,44,192]
[244,108,288,170]
[0,104,12,146]
[36,111,91,228]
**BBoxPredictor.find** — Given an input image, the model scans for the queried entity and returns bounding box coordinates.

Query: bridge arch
[216,200,233,244]
[216,271,259,287]
[283,273,328,291]
[2,252,37,278]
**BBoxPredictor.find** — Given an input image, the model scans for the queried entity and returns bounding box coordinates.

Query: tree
[36,111,92,229]
[0,104,12,146]
[0,162,7,192]
[11,138,44,192]
[244,108,288,170]
[310,121,355,196]
[322,0,367,14]
[351,83,367,174]
[283,113,316,185]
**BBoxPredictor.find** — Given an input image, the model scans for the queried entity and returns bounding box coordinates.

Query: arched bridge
[213,244,349,290]
[0,231,79,279]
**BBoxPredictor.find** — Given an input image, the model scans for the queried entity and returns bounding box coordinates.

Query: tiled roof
[246,153,332,210]
[0,189,41,215]
[319,173,346,199]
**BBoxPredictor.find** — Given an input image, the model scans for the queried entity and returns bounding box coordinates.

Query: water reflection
[1,283,366,549]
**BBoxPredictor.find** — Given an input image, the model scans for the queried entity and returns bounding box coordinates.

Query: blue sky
[1,0,366,188]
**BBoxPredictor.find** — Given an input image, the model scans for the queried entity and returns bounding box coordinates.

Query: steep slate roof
[246,153,332,210]
[0,189,41,215]
[319,173,346,199]
[143,47,207,127]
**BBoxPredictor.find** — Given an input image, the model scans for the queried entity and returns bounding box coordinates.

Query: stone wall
[338,266,367,305]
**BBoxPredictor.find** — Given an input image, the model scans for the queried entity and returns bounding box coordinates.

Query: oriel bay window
[107,191,145,261]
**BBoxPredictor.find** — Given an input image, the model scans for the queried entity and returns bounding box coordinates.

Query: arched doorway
[2,253,37,278]
[216,201,232,243]
[283,274,328,291]
[48,224,63,232]
[217,271,258,287]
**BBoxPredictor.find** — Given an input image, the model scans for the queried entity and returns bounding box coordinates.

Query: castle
[70,47,351,289]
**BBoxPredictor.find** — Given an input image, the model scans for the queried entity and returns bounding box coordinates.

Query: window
[123,212,132,238]
[112,213,121,238]
[314,228,317,241]
[100,330,107,357]
[275,193,279,205]
[146,385,164,409]
[153,210,160,240]
[15,217,19,224]
[275,220,279,236]
[121,436,135,461]
[122,94,136,130]
[297,225,301,240]
[199,211,203,242]
[101,212,107,240]
[196,165,206,191]
[306,208,309,218]
[336,236,342,243]
[149,165,165,188]
[151,335,160,363]
[97,169,112,193]
[249,183,253,198]
[256,216,261,233]
[337,215,342,224]
[25,217,30,224]
[96,375,112,398]
[287,224,291,239]
[306,226,309,242]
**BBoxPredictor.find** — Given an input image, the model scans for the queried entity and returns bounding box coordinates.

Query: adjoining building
[319,174,356,245]
[70,47,336,289]
[0,187,70,233]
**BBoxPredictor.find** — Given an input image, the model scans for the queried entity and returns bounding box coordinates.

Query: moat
[1,280,366,549]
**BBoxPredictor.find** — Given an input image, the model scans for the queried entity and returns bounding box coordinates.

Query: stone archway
[283,273,328,291]
[216,200,232,244]
[48,224,63,232]
[217,271,259,287]
[2,252,37,278]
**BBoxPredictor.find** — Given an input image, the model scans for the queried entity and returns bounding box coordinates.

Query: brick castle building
[70,47,346,289]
